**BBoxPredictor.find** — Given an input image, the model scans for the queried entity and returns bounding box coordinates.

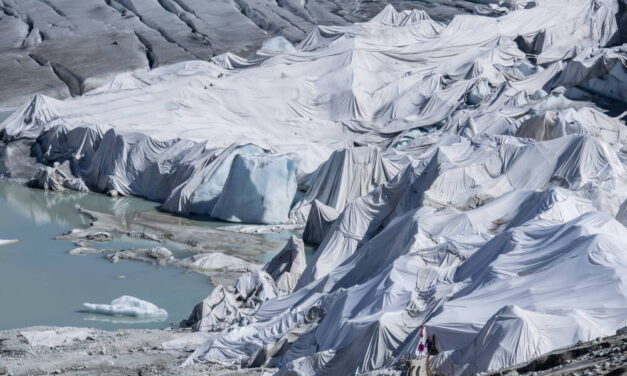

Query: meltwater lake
[0,178,295,330]
[0,180,214,330]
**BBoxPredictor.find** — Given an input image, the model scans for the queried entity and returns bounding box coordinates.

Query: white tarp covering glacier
[1,0,625,226]
[212,152,299,224]
[179,2,624,375]
[0,0,626,374]
[180,237,306,332]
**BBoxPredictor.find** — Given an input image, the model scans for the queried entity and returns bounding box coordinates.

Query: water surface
[0,180,214,330]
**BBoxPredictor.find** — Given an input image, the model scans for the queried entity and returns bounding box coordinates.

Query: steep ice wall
[211,153,299,224]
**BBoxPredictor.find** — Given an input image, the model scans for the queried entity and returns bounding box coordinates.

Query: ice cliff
[1,0,626,374]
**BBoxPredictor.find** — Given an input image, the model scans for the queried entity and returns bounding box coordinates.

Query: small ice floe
[0,239,18,247]
[82,296,167,319]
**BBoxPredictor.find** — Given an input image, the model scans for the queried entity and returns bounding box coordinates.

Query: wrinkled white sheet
[0,0,625,374]
[182,2,626,375]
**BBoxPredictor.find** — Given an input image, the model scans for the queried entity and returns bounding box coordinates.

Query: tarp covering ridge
[0,0,626,373]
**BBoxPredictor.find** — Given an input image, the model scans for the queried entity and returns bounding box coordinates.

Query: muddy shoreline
[0,326,273,376]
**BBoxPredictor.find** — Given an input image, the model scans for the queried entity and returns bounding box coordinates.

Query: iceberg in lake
[211,153,299,224]
[82,296,167,318]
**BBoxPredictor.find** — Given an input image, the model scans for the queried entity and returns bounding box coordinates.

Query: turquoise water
[0,180,213,330]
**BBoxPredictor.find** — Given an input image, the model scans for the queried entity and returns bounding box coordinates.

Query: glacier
[2,0,625,226]
[179,2,623,375]
[212,152,299,224]
[0,0,626,374]
[0,0,438,110]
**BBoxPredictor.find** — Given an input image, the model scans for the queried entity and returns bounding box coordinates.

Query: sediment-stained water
[0,180,287,330]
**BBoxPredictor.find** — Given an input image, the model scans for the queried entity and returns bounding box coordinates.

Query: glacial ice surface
[2,0,625,229]
[211,153,299,224]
